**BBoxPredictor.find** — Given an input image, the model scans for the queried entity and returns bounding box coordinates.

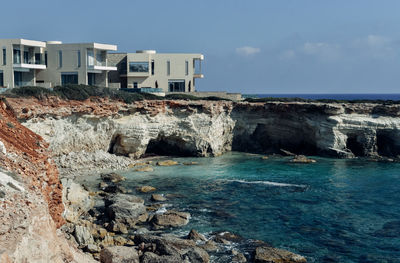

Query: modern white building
[108,50,204,93]
[0,39,47,88]
[36,41,117,88]
[0,39,204,94]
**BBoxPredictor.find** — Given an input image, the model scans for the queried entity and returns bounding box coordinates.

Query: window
[14,71,22,87]
[129,62,149,72]
[45,51,48,66]
[133,82,138,89]
[168,79,185,92]
[0,71,3,87]
[13,49,21,64]
[35,53,41,64]
[59,51,62,68]
[185,60,189,76]
[88,73,95,86]
[2,49,6,65]
[61,72,78,85]
[77,50,81,67]
[151,60,154,75]
[87,49,94,67]
[23,51,29,64]
[167,60,170,76]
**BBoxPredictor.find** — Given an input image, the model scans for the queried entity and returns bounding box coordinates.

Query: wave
[218,179,307,188]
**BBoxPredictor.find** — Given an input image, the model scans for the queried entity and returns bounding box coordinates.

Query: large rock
[61,178,93,223]
[254,246,306,263]
[74,225,94,246]
[151,211,190,229]
[141,252,182,263]
[100,246,139,263]
[105,194,147,227]
[157,160,178,166]
[135,234,209,263]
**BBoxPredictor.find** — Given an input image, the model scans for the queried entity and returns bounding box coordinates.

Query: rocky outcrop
[254,246,307,263]
[8,97,400,163]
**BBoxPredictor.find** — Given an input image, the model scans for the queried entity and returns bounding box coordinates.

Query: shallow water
[97,152,400,262]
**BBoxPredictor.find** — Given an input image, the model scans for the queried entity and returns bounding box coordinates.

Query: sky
[2,0,400,94]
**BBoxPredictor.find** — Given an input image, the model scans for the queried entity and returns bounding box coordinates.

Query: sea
[244,93,400,101]
[102,153,400,263]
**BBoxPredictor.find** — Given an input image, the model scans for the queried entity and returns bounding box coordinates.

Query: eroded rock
[151,211,190,229]
[100,246,139,263]
[254,246,307,263]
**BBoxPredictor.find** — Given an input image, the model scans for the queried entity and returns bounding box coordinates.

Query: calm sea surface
[112,153,400,262]
[245,93,400,101]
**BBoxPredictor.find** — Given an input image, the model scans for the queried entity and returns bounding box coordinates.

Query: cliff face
[8,97,400,161]
[0,99,95,262]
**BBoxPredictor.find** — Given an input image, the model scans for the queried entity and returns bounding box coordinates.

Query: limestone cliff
[9,97,400,161]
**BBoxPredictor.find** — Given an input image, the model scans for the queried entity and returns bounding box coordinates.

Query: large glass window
[129,62,149,73]
[45,51,48,66]
[185,60,189,76]
[0,71,3,87]
[61,73,78,85]
[87,49,94,66]
[167,60,170,76]
[151,60,154,75]
[59,51,62,67]
[23,51,29,64]
[14,71,22,86]
[77,50,81,67]
[13,49,21,64]
[168,79,185,92]
[2,49,6,65]
[35,53,41,64]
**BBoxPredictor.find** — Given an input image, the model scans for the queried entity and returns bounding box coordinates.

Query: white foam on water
[219,179,307,188]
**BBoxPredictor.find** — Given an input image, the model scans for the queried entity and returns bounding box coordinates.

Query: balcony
[13,62,46,70]
[88,61,117,71]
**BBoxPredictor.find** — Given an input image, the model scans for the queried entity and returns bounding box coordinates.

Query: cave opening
[248,123,318,155]
[108,134,121,154]
[145,136,194,157]
[377,130,400,157]
[346,134,365,157]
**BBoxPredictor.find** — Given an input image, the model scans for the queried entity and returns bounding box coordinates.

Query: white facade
[0,39,47,88]
[108,50,204,93]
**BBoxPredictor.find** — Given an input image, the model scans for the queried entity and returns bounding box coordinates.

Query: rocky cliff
[0,98,95,262]
[9,97,400,163]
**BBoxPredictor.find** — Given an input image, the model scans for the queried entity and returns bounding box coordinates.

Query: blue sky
[2,0,400,93]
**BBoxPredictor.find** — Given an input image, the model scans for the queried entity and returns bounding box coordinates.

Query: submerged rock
[157,160,179,166]
[254,246,307,263]
[290,155,316,163]
[151,211,190,229]
[135,166,154,172]
[100,173,126,183]
[151,194,167,202]
[138,185,157,193]
[100,246,139,263]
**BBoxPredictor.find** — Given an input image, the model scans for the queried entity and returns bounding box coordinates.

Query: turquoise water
[120,152,400,262]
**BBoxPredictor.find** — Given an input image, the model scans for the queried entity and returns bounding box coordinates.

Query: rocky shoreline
[60,160,307,263]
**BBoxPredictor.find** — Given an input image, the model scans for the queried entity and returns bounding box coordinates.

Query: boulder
[100,246,139,263]
[232,249,247,262]
[103,184,128,194]
[254,246,306,263]
[157,160,178,166]
[151,211,190,229]
[187,229,207,242]
[74,225,94,246]
[290,155,316,163]
[200,240,218,252]
[151,194,167,202]
[105,194,147,227]
[138,186,156,193]
[141,252,182,263]
[101,173,126,183]
[61,178,93,223]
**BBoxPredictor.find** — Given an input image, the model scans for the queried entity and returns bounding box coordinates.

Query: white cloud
[235,46,261,56]
[353,35,396,59]
[366,35,391,48]
[302,42,341,61]
[279,49,296,60]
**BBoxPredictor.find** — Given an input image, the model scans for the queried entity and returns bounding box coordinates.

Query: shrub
[9,86,55,100]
